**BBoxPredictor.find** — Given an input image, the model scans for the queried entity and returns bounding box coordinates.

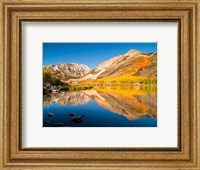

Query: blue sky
[43,43,157,69]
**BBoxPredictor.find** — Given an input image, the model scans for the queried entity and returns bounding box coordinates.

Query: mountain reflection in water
[43,86,157,127]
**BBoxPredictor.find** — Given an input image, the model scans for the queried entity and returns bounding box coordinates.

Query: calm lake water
[43,86,157,127]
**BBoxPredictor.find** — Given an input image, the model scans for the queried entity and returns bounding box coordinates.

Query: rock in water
[72,115,86,124]
[48,112,54,117]
[68,113,76,116]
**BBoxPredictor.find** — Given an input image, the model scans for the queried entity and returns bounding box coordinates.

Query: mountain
[44,49,157,83]
[43,63,91,80]
[93,49,157,78]
[68,49,157,83]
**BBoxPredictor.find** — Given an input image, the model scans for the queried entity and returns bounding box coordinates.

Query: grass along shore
[60,85,93,91]
[78,76,157,86]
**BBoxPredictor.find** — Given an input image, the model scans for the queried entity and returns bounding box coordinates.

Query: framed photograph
[0,0,200,169]
[43,42,158,128]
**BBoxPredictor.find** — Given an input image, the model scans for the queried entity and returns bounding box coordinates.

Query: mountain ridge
[67,49,157,83]
[43,63,91,80]
[44,49,157,84]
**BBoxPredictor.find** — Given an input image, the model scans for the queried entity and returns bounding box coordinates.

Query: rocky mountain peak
[125,49,141,56]
[44,63,91,80]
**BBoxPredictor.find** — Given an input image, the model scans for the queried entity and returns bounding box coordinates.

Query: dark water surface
[43,86,157,127]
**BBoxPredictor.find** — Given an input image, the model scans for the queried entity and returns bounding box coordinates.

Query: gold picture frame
[0,0,199,169]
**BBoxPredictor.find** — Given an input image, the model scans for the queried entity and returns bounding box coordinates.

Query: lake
[43,86,157,127]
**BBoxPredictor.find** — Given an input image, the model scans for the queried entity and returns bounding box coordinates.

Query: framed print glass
[0,0,199,169]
